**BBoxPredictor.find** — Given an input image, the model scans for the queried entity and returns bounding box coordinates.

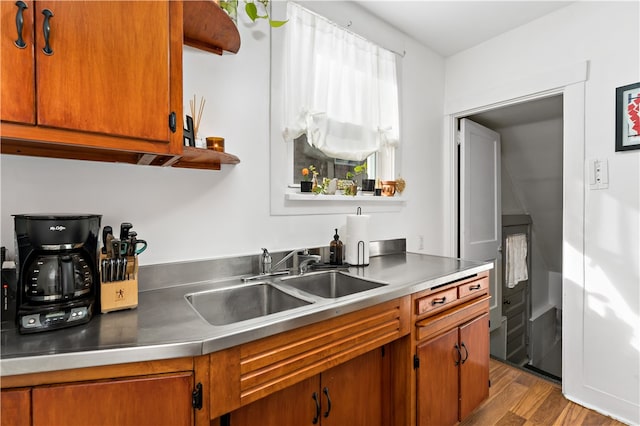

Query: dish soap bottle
[329,229,343,265]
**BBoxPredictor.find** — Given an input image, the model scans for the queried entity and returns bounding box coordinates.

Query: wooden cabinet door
[1,388,31,426]
[1,0,36,124]
[230,376,321,426]
[230,348,385,426]
[321,348,384,426]
[416,328,459,426]
[34,1,171,142]
[459,313,490,420]
[31,372,194,426]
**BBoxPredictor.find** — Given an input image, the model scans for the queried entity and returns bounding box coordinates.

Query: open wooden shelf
[183,0,241,55]
[171,146,240,170]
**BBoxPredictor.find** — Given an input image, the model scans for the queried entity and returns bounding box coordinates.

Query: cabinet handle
[42,8,53,55]
[14,1,28,48]
[312,392,320,424]
[322,387,332,418]
[469,284,481,290]
[454,343,462,366]
[431,297,446,306]
[460,342,469,364]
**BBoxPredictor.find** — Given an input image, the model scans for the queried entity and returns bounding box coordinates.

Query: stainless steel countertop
[0,252,492,377]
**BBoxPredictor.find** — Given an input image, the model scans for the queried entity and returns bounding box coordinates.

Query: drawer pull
[14,1,28,49]
[469,284,481,290]
[431,297,447,306]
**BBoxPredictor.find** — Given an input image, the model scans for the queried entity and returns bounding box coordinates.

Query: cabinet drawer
[415,295,490,342]
[415,287,457,315]
[458,276,489,299]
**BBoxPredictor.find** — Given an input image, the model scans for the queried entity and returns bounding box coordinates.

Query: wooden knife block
[99,253,139,313]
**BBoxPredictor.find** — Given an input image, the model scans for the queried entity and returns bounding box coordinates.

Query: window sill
[272,188,405,216]
[285,192,406,204]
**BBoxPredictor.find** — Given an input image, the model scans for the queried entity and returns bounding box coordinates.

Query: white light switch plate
[589,159,609,190]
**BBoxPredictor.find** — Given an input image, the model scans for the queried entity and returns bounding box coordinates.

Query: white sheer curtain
[282,2,400,162]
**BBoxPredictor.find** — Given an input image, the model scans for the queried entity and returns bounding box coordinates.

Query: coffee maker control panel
[19,306,91,332]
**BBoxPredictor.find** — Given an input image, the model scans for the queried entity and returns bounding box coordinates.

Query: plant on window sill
[300,165,319,193]
[343,164,367,196]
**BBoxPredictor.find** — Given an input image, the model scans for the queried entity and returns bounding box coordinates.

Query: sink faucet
[270,248,297,273]
[272,248,320,274]
[298,252,321,274]
[243,248,321,282]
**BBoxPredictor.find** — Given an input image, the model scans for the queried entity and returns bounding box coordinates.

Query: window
[282,2,400,186]
[292,134,374,186]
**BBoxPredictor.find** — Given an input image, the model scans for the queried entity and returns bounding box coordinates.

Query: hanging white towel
[505,233,528,288]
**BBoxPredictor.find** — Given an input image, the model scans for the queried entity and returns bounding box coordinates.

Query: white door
[459,118,502,331]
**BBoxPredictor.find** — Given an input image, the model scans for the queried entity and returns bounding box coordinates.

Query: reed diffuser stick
[188,95,206,139]
[196,97,206,137]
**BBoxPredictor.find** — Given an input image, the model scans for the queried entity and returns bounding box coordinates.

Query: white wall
[445,2,639,424]
[0,4,446,265]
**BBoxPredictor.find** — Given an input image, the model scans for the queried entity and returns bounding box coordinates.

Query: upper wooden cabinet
[43,2,170,141]
[1,1,36,125]
[1,0,241,169]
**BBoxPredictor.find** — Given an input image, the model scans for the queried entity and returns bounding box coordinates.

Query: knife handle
[119,222,133,241]
[102,226,112,254]
[112,241,121,261]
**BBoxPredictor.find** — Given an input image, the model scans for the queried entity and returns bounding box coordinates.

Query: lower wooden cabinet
[416,313,489,426]
[229,348,385,426]
[458,313,490,418]
[1,388,31,426]
[31,372,194,426]
[1,370,195,426]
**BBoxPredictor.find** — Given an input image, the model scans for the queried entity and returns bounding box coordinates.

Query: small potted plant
[343,164,367,196]
[300,165,318,193]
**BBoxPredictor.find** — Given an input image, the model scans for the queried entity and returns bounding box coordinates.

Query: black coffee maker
[14,214,101,333]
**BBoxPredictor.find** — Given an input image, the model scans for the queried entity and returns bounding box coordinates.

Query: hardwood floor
[459,359,627,426]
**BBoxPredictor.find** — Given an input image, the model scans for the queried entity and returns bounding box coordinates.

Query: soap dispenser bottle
[329,229,343,265]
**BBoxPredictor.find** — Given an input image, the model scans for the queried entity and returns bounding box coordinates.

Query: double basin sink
[185,271,388,326]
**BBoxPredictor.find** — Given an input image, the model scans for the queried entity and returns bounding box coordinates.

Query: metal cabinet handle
[460,342,469,364]
[469,284,481,290]
[312,392,320,424]
[454,343,462,366]
[503,299,511,305]
[322,387,332,418]
[14,1,28,48]
[431,297,446,306]
[41,8,53,55]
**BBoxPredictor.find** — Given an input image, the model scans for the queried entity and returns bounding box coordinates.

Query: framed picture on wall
[615,82,640,152]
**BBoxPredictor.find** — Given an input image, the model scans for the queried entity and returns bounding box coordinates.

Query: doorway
[459,95,564,381]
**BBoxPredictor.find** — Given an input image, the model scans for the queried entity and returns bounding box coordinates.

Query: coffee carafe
[14,214,101,333]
